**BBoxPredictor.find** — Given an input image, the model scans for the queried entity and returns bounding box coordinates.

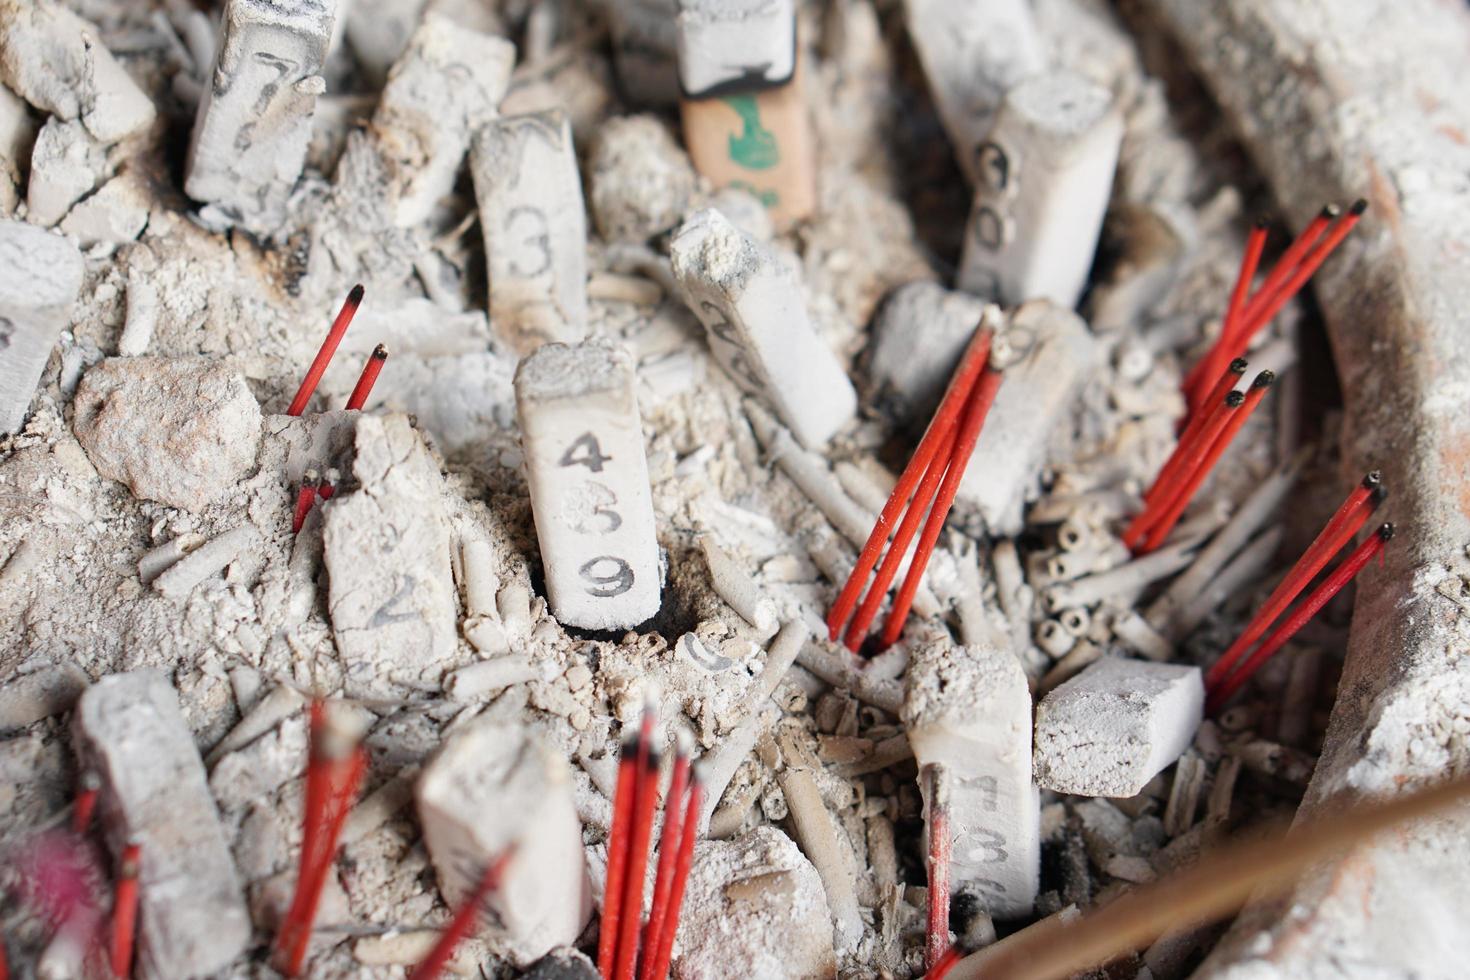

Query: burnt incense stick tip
[1362,470,1382,490]
[1228,357,1249,374]
[1349,198,1368,216]
[1225,390,1246,408]
[1252,214,1272,230]
[346,283,366,306]
[1251,370,1276,389]
[1377,522,1395,541]
[371,343,388,360]
[1320,202,1341,220]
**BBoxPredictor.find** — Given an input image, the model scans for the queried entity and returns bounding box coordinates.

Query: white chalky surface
[73,670,251,979]
[671,826,836,978]
[955,301,1100,535]
[1034,656,1204,797]
[0,219,83,433]
[514,338,661,630]
[902,0,1045,184]
[471,109,590,354]
[185,0,338,232]
[0,0,1427,975]
[324,412,459,698]
[957,70,1123,309]
[675,0,796,98]
[416,721,592,966]
[373,13,514,227]
[670,208,856,450]
[0,0,156,144]
[72,356,263,511]
[903,636,1039,919]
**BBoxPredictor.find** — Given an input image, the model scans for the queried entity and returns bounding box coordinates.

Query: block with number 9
[514,339,662,629]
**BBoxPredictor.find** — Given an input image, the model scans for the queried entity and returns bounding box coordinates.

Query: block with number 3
[472,109,589,356]
[514,339,662,630]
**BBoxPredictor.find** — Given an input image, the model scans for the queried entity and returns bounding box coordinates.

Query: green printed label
[723,95,780,170]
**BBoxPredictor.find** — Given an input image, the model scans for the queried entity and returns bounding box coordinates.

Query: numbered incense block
[902,0,1045,185]
[0,220,84,433]
[669,208,855,448]
[679,72,815,229]
[958,70,1123,309]
[323,414,458,699]
[903,636,1039,919]
[470,109,590,355]
[675,0,796,98]
[185,0,338,233]
[514,339,661,630]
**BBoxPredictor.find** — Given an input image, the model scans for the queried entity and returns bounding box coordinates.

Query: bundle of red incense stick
[273,699,369,977]
[1184,201,1366,414]
[827,324,1005,653]
[1122,362,1275,554]
[1206,474,1390,712]
[598,702,702,980]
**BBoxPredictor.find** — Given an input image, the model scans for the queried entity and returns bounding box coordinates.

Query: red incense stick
[1141,373,1274,553]
[925,765,952,972]
[638,742,691,980]
[614,744,663,980]
[1205,473,1383,688]
[345,344,388,411]
[882,364,1004,648]
[644,775,704,980]
[109,842,142,978]
[1208,524,1393,712]
[408,847,517,980]
[286,285,365,417]
[826,327,993,641]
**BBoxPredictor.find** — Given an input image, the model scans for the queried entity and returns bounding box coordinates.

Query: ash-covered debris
[0,0,1431,978]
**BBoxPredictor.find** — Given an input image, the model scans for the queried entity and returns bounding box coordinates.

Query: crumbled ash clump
[0,0,1360,978]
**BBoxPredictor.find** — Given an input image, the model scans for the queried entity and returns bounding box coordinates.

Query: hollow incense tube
[645,773,704,980]
[675,0,814,228]
[638,741,691,980]
[1140,373,1274,553]
[109,842,142,978]
[925,764,952,972]
[1205,473,1384,689]
[827,327,993,644]
[286,285,365,417]
[613,741,663,980]
[407,847,516,980]
[882,364,1005,648]
[1207,524,1393,713]
[346,344,388,411]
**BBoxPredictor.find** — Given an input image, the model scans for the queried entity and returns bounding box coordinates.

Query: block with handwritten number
[471,109,589,355]
[514,339,661,630]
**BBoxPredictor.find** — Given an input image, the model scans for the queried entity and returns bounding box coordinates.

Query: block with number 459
[514,339,662,630]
